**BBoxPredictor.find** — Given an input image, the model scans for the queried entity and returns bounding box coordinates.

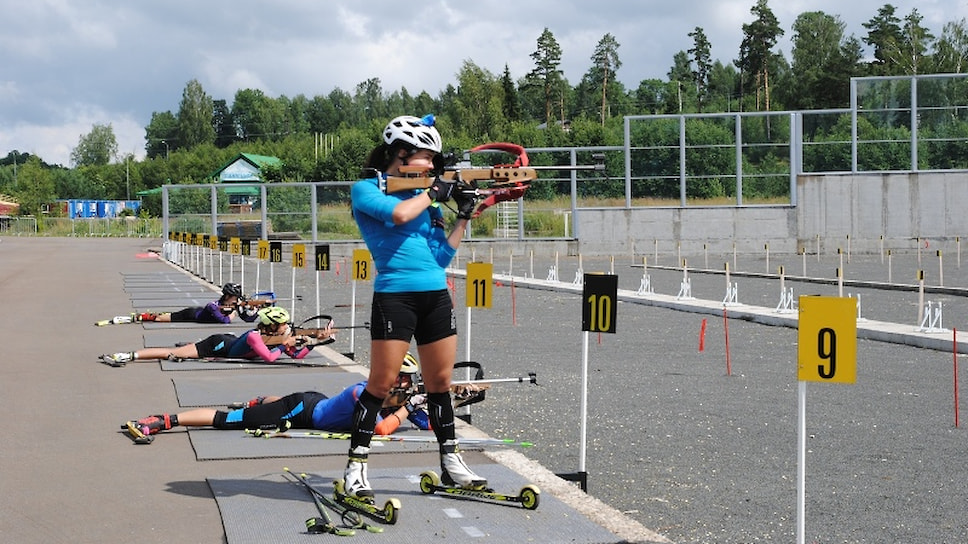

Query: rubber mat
[158,357,342,371]
[189,426,437,460]
[208,465,622,544]
[171,371,364,407]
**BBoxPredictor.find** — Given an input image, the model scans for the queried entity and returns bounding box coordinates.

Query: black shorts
[170,307,201,322]
[215,392,327,430]
[195,333,239,358]
[370,290,456,344]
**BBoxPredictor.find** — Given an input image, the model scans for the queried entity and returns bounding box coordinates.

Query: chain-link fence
[0,216,161,237]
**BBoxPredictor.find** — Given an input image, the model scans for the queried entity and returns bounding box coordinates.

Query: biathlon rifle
[381,142,605,219]
[239,291,278,309]
[260,314,370,348]
[411,362,538,408]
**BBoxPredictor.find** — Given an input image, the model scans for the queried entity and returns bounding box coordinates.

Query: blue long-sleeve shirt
[351,175,456,293]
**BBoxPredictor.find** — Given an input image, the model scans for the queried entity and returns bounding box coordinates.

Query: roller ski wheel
[419,470,540,510]
[332,478,401,524]
[121,420,153,444]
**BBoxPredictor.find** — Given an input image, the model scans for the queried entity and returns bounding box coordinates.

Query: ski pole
[250,429,534,447]
[283,469,383,533]
[283,467,354,537]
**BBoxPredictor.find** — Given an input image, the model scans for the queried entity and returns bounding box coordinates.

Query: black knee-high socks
[426,392,455,447]
[350,389,384,450]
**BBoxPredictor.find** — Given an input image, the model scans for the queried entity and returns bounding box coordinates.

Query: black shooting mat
[171,370,365,407]
[143,328,254,347]
[189,425,437,460]
[208,465,621,544]
[130,295,215,307]
[144,321,256,330]
[158,355,340,371]
[125,290,215,300]
[174,370,439,459]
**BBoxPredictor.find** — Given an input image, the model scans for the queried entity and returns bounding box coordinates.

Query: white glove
[407,394,427,409]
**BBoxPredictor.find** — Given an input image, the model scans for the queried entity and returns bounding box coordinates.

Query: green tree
[687,27,713,112]
[232,88,281,141]
[788,12,861,109]
[589,33,622,125]
[71,123,118,167]
[706,61,740,112]
[12,157,55,215]
[176,79,216,149]
[500,65,521,122]
[862,4,903,75]
[452,60,504,141]
[145,111,178,158]
[354,78,388,124]
[933,18,968,73]
[885,8,935,74]
[212,99,237,148]
[525,28,565,126]
[668,51,695,113]
[736,0,784,111]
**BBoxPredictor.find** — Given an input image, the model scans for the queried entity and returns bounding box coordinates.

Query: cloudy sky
[1,0,963,166]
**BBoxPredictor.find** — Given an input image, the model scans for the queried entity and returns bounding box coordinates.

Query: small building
[0,194,19,215]
[209,153,282,213]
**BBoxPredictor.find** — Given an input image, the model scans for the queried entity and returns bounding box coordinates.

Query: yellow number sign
[797,296,857,384]
[466,262,493,308]
[353,249,372,281]
[257,240,269,260]
[292,244,306,268]
[230,237,241,255]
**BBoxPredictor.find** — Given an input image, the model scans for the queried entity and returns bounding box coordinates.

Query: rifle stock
[384,166,538,194]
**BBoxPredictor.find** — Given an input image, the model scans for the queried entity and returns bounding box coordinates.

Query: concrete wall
[572,171,968,256]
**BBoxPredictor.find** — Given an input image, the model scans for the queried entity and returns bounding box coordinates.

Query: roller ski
[419,439,540,509]
[95,313,139,327]
[419,470,540,510]
[332,478,401,524]
[99,352,135,367]
[120,414,172,445]
[282,468,383,535]
[333,446,401,524]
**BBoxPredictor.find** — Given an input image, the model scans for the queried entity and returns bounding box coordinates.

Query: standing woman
[345,114,481,500]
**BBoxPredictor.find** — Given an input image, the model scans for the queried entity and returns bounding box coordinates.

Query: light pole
[161,140,169,160]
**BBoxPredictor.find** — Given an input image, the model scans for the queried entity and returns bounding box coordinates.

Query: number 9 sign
[797,296,857,384]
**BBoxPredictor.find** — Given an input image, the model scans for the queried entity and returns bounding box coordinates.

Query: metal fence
[0,216,161,237]
[623,73,968,207]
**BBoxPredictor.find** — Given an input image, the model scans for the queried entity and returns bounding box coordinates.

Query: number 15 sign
[797,296,857,384]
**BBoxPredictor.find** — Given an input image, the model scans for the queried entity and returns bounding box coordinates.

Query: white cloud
[1,0,966,166]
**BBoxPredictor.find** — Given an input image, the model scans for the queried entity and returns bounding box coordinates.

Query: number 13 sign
[797,296,857,384]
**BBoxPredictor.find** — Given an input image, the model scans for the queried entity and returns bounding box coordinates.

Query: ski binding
[332,478,401,524]
[122,421,153,444]
[418,470,540,510]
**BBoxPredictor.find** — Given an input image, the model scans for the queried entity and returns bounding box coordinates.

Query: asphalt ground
[0,237,665,544]
[7,237,964,543]
[202,244,968,544]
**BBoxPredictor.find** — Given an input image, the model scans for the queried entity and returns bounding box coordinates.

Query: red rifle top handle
[468,142,529,168]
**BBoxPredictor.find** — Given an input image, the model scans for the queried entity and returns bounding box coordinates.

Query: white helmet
[383,114,442,153]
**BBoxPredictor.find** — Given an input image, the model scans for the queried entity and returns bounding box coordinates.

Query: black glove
[426,178,456,203]
[454,190,476,220]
